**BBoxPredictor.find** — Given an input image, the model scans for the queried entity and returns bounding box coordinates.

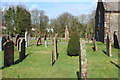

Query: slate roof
[103,2,120,11]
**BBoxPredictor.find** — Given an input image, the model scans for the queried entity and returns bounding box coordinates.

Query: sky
[1,1,98,19]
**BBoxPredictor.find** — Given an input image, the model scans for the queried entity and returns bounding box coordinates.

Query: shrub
[67,31,80,56]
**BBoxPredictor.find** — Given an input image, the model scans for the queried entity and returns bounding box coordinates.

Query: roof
[103,1,120,11]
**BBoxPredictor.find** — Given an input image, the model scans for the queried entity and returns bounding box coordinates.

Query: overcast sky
[1,1,97,19]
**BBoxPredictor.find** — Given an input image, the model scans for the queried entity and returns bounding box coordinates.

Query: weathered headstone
[15,34,19,46]
[25,31,28,47]
[65,25,69,41]
[17,39,21,51]
[0,36,2,51]
[19,39,26,61]
[2,36,7,50]
[79,39,87,80]
[37,32,42,46]
[54,35,58,60]
[51,50,53,65]
[93,39,97,51]
[44,34,48,48]
[4,41,14,67]
[106,34,112,57]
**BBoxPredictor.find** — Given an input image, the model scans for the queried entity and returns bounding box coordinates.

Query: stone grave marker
[0,36,2,51]
[93,39,97,51]
[17,39,21,51]
[65,25,69,41]
[2,36,7,50]
[25,31,28,47]
[19,39,26,61]
[54,35,58,60]
[79,39,87,80]
[106,34,112,57]
[4,40,14,67]
[15,34,19,46]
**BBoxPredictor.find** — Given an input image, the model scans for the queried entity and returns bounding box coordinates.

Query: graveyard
[0,39,119,78]
[0,0,120,79]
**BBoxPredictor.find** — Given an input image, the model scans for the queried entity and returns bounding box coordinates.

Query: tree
[4,6,15,36]
[67,31,80,56]
[14,6,31,36]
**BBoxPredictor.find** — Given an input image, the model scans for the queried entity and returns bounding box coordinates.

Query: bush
[67,31,80,56]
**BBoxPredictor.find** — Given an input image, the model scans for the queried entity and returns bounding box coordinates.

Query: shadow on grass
[76,71,80,80]
[92,47,95,51]
[102,50,108,56]
[110,61,120,69]
[1,53,32,69]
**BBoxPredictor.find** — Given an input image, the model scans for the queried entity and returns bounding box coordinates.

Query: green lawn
[0,40,119,78]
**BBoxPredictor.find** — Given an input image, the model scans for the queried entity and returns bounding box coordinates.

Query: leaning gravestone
[4,40,14,67]
[106,34,112,57]
[0,36,2,51]
[79,39,87,80]
[15,34,19,46]
[19,39,26,61]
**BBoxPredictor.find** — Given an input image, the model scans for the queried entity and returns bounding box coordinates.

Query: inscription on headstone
[4,41,14,67]
[79,39,87,80]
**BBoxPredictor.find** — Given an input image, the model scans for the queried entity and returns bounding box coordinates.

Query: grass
[0,40,119,78]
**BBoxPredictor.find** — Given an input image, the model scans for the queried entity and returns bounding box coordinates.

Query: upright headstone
[25,31,28,47]
[15,34,19,46]
[44,34,48,48]
[4,41,14,67]
[54,34,58,60]
[79,39,87,80]
[106,34,112,57]
[37,32,42,46]
[2,36,7,50]
[0,36,2,51]
[65,25,69,41]
[93,39,97,51]
[17,39,21,51]
[19,39,26,61]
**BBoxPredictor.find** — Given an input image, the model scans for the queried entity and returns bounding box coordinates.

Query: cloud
[29,4,38,10]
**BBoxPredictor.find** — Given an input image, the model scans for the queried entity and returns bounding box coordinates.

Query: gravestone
[44,34,48,48]
[17,39,21,51]
[15,34,19,46]
[54,35,58,60]
[51,50,53,65]
[2,36,7,50]
[19,39,26,61]
[4,41,14,67]
[25,31,28,47]
[113,31,119,49]
[79,39,87,80]
[106,34,112,57]
[37,32,42,46]
[0,36,2,51]
[93,39,97,51]
[65,25,69,41]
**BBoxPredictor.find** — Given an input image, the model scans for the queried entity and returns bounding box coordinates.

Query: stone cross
[4,40,14,67]
[79,39,87,80]
[25,31,28,47]
[106,34,112,57]
[65,25,69,41]
[19,39,26,61]
[93,39,97,51]
[0,36,2,51]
